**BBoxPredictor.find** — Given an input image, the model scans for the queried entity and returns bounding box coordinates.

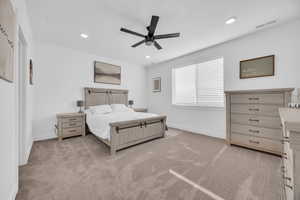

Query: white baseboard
[24,139,33,164]
[9,182,18,200]
[33,133,57,142]
[167,122,225,140]
[19,138,33,166]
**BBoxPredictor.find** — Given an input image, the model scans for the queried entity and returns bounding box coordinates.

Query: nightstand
[56,113,86,141]
[133,108,148,112]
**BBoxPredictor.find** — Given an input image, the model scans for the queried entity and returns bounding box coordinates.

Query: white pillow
[111,104,133,112]
[89,105,112,115]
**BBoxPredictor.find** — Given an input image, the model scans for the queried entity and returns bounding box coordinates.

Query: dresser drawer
[231,104,280,116]
[231,93,284,104]
[231,133,282,153]
[231,124,282,140]
[284,184,293,200]
[62,127,83,137]
[62,121,83,128]
[231,114,281,129]
[62,117,82,123]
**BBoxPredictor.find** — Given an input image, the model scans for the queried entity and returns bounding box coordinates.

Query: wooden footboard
[109,116,167,155]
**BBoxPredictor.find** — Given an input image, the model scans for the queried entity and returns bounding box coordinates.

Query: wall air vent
[256,20,277,29]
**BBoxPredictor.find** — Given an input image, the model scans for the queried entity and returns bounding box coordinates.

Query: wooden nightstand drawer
[63,121,83,128]
[62,127,83,137]
[62,117,82,123]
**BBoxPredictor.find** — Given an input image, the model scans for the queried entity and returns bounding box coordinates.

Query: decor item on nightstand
[0,0,17,83]
[94,61,121,85]
[56,113,86,141]
[29,59,33,85]
[152,77,161,92]
[76,100,84,113]
[240,55,274,79]
[128,100,134,108]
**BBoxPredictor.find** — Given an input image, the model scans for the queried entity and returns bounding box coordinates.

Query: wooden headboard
[84,88,128,109]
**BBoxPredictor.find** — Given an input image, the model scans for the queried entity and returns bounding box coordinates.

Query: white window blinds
[172,58,224,107]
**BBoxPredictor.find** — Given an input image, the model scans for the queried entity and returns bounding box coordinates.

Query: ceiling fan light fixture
[145,41,153,46]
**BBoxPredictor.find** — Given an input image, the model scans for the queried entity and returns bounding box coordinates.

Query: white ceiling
[27,0,300,66]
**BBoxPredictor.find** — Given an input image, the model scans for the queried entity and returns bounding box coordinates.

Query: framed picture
[0,0,17,83]
[29,59,33,85]
[240,55,275,79]
[94,61,121,85]
[152,77,161,92]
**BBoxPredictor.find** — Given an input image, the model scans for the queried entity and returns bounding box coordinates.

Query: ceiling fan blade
[120,28,145,38]
[154,41,162,50]
[131,39,146,47]
[148,15,159,35]
[154,33,180,39]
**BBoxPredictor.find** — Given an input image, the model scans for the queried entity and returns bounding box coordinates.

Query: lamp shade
[128,100,134,106]
[76,100,84,107]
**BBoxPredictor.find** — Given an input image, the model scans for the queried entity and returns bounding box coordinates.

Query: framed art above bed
[94,61,121,85]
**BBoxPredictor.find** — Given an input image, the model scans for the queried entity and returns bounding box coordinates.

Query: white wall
[147,19,300,139]
[0,0,34,199]
[32,43,147,140]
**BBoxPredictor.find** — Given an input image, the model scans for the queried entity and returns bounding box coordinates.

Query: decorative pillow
[111,104,133,112]
[89,105,112,115]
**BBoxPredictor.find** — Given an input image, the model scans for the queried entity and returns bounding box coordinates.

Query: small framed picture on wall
[152,77,161,92]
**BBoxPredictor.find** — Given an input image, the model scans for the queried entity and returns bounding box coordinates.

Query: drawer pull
[283,176,292,181]
[69,130,77,133]
[281,166,286,173]
[249,140,260,144]
[69,118,77,121]
[248,108,259,111]
[249,129,260,133]
[69,123,77,126]
[285,184,293,190]
[248,97,260,100]
[249,119,260,122]
[282,139,290,144]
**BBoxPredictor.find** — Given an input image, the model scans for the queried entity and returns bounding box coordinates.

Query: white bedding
[86,111,158,140]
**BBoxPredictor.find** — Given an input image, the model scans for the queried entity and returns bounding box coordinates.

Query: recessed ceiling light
[225,17,237,25]
[80,33,89,39]
[145,55,150,59]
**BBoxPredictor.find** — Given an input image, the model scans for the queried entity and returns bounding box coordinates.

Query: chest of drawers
[56,113,86,141]
[279,108,300,200]
[225,88,293,155]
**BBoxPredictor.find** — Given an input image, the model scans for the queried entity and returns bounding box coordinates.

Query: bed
[84,88,167,155]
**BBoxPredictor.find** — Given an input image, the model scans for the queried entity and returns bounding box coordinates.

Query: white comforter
[86,111,158,140]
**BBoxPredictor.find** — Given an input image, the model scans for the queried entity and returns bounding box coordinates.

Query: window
[172,58,224,107]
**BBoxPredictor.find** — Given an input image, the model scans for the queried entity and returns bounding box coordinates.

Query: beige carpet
[16,129,281,200]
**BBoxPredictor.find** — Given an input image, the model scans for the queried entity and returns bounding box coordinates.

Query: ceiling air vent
[256,20,277,29]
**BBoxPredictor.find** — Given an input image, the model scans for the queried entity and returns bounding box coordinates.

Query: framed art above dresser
[225,88,294,155]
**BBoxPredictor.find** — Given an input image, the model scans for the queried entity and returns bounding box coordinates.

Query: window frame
[171,58,224,108]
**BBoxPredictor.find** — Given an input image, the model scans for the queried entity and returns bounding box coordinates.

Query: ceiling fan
[120,15,180,50]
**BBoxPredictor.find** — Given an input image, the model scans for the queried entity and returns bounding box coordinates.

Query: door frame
[17,27,27,166]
